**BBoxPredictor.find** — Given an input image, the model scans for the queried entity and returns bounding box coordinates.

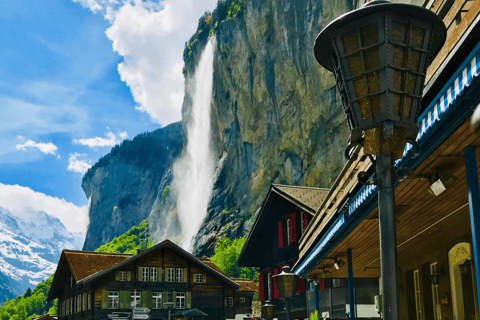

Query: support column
[464,145,480,314]
[347,248,356,320]
[377,153,400,320]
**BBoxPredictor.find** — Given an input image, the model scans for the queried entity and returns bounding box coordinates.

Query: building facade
[294,0,480,319]
[47,240,255,320]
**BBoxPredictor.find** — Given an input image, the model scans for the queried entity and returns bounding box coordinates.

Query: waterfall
[172,37,216,251]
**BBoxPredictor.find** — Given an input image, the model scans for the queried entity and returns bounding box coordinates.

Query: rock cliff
[181,0,353,256]
[82,122,183,251]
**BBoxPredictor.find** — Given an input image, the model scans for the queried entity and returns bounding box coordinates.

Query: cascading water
[172,37,216,251]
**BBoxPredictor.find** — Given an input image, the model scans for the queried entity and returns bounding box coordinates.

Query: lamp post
[314,1,446,319]
[164,302,175,320]
[273,266,300,320]
[261,300,275,320]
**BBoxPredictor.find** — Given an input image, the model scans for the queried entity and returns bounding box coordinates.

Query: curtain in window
[289,213,297,243]
[278,220,283,248]
[273,268,279,299]
[258,274,265,301]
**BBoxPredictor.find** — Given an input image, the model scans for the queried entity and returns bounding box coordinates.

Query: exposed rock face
[82,122,183,251]
[184,0,353,256]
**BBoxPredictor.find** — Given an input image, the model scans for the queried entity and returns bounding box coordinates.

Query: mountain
[81,122,183,251]
[0,207,83,301]
[80,0,352,257]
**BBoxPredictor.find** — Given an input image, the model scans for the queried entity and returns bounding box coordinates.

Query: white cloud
[73,131,119,147]
[68,153,92,174]
[16,140,58,156]
[119,131,128,139]
[71,0,217,126]
[0,183,89,234]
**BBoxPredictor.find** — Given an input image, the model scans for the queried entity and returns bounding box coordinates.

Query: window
[228,297,233,307]
[414,270,422,320]
[150,267,157,282]
[240,297,245,304]
[267,272,272,300]
[152,292,162,309]
[167,268,176,282]
[176,268,184,282]
[196,274,203,283]
[286,219,290,245]
[430,263,441,320]
[142,267,149,282]
[176,292,185,309]
[131,291,141,308]
[108,291,119,309]
[119,271,127,281]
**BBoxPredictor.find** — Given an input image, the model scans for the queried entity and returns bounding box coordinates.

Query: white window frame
[176,292,185,309]
[152,292,162,309]
[176,268,184,283]
[196,273,203,283]
[119,271,127,281]
[150,267,158,282]
[167,268,176,282]
[131,291,141,308]
[430,263,441,320]
[286,218,291,245]
[228,297,233,307]
[240,297,245,304]
[108,291,119,309]
[414,270,422,320]
[142,267,150,282]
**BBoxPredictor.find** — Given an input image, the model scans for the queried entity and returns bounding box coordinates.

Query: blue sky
[0,0,216,234]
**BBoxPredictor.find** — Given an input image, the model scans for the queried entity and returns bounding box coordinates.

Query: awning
[171,308,208,318]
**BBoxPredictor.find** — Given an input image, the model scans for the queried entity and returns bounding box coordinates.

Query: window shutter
[138,267,142,281]
[278,220,284,249]
[258,274,265,302]
[127,271,131,281]
[303,213,309,230]
[162,291,168,308]
[101,290,108,309]
[119,291,127,309]
[146,291,153,309]
[115,272,120,281]
[296,278,306,293]
[289,213,297,243]
[203,274,206,283]
[186,292,191,309]
[193,273,197,283]
[273,269,279,299]
[183,268,187,283]
[172,291,176,309]
[165,268,169,282]
[158,267,163,282]
[141,291,148,307]
[319,279,326,290]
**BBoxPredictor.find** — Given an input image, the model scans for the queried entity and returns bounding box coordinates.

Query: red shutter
[303,213,309,230]
[296,278,306,293]
[319,279,326,290]
[273,268,279,299]
[278,220,284,249]
[258,274,265,301]
[289,213,297,243]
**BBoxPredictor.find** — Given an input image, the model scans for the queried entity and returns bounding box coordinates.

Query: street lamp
[314,1,446,319]
[273,265,300,320]
[164,302,175,320]
[261,300,275,319]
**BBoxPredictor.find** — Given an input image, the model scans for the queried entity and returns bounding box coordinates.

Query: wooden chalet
[238,184,330,319]
[294,0,480,319]
[47,240,255,320]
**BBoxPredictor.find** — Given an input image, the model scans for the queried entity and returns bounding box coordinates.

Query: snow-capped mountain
[0,207,84,300]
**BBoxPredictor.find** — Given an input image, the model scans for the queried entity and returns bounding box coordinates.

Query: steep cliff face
[183,0,353,256]
[82,122,183,251]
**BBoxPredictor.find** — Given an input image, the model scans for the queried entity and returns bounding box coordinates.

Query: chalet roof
[63,250,132,282]
[199,257,225,275]
[272,184,330,214]
[77,240,239,289]
[230,278,257,292]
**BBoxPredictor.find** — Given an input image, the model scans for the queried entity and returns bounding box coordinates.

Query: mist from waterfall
[172,37,216,251]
